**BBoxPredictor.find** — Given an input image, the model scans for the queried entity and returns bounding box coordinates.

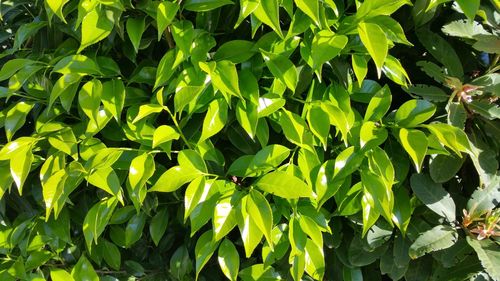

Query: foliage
[0,0,499,280]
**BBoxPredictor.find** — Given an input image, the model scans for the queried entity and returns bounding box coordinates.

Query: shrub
[0,0,499,280]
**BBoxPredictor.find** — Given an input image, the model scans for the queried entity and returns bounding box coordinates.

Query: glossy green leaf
[149,208,169,246]
[395,99,436,127]
[424,123,471,155]
[294,0,320,27]
[102,239,121,270]
[195,230,220,280]
[214,40,256,64]
[71,256,98,281]
[13,21,47,50]
[50,269,75,281]
[79,9,114,53]
[304,239,325,280]
[155,48,184,89]
[200,99,228,142]
[252,0,282,38]
[280,109,314,152]
[5,101,34,141]
[236,195,263,258]
[83,197,118,250]
[352,55,368,87]
[153,125,180,148]
[311,30,348,72]
[358,22,388,77]
[9,143,34,194]
[88,167,124,202]
[261,50,297,92]
[218,239,239,281]
[128,153,155,210]
[399,128,428,173]
[213,192,238,241]
[157,1,179,41]
[127,17,145,53]
[429,154,464,183]
[247,190,273,250]
[101,79,125,123]
[184,0,234,11]
[455,0,480,20]
[125,212,146,247]
[255,171,312,199]
[53,55,100,75]
[150,166,202,192]
[45,0,69,23]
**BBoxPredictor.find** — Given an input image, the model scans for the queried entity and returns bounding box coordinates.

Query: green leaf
[410,173,456,222]
[382,55,411,87]
[13,21,47,50]
[361,170,393,225]
[132,104,163,124]
[214,40,256,64]
[236,100,259,139]
[352,55,368,87]
[392,187,412,234]
[71,256,98,281]
[50,269,75,281]
[200,99,228,142]
[153,125,180,148]
[467,237,500,281]
[185,177,215,220]
[195,230,220,280]
[0,59,36,81]
[88,167,124,202]
[429,154,464,183]
[358,22,388,77]
[399,128,428,173]
[357,0,412,18]
[128,153,155,210]
[280,109,314,152]
[213,191,238,241]
[102,239,121,270]
[150,166,202,192]
[52,55,100,75]
[179,149,207,173]
[155,48,184,89]
[5,101,34,141]
[101,79,125,123]
[125,212,146,247]
[48,128,78,160]
[455,0,479,21]
[237,195,263,258]
[78,79,102,127]
[304,239,325,280]
[395,99,436,127]
[261,50,297,92]
[79,9,114,53]
[252,0,282,38]
[149,208,169,246]
[247,190,273,250]
[218,239,240,281]
[424,123,471,155]
[157,1,179,41]
[9,143,34,194]
[235,0,260,28]
[83,197,118,250]
[467,176,500,218]
[409,225,458,259]
[45,0,69,23]
[307,105,330,149]
[310,30,348,72]
[239,264,281,281]
[416,28,463,78]
[184,0,234,11]
[294,0,320,27]
[126,17,145,53]
[255,171,312,199]
[257,94,286,118]
[360,121,388,150]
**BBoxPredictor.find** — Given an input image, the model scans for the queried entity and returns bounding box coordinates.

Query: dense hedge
[0,0,499,280]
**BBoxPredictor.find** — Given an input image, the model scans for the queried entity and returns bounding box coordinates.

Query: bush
[0,0,499,280]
